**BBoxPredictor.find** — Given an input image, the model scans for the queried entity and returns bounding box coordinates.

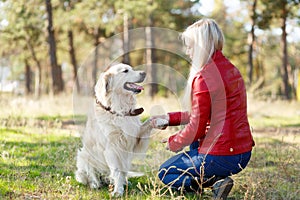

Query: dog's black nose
[140,72,146,78]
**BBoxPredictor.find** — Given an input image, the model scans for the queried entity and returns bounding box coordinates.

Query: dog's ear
[95,72,112,98]
[103,73,112,95]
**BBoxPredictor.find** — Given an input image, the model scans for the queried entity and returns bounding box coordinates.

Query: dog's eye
[123,69,129,73]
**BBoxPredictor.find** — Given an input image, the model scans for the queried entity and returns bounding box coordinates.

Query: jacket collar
[211,50,224,61]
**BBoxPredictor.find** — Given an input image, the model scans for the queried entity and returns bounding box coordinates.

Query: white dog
[75,63,153,196]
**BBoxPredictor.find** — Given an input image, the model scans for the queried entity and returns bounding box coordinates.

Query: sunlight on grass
[1,92,300,200]
[238,135,300,199]
[249,115,300,128]
[1,122,299,199]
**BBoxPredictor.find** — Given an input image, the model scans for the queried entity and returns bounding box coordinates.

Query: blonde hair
[181,18,224,110]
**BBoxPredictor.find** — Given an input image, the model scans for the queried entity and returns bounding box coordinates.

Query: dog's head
[95,63,146,108]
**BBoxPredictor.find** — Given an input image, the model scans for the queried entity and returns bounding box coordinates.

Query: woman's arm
[168,111,190,126]
[168,75,211,152]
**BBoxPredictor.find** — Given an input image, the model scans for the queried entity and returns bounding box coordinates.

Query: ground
[0,94,299,199]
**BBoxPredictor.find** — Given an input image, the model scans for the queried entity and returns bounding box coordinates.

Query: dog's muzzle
[123,72,146,93]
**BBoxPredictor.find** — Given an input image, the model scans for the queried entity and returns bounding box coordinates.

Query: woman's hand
[161,137,183,152]
[161,138,170,150]
[151,115,169,130]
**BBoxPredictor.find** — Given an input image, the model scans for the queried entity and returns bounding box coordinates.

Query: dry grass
[0,93,299,199]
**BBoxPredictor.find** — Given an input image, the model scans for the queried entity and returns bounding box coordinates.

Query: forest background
[0,0,299,100]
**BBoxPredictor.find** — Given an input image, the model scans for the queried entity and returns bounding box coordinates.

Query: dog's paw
[111,190,123,197]
[89,180,101,189]
[100,175,110,186]
[153,118,168,129]
[75,170,88,185]
[110,185,124,197]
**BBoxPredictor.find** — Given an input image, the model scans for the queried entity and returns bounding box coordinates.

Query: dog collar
[95,97,144,117]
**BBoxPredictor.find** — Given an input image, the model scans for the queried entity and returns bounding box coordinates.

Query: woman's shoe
[212,177,233,200]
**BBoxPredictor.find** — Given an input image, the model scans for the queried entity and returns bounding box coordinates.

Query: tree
[0,0,45,97]
[112,0,158,96]
[258,0,300,99]
[46,0,64,94]
[247,0,258,85]
[72,0,115,87]
[210,0,249,76]
[129,0,200,97]
[58,0,81,93]
[67,30,80,93]
[25,59,32,94]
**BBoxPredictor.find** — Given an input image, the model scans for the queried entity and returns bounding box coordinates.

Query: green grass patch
[0,115,299,199]
[249,115,300,128]
[235,136,300,199]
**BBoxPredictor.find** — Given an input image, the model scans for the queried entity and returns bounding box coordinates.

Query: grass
[0,95,299,199]
[0,115,299,200]
[237,136,299,199]
[249,115,300,128]
[0,125,121,199]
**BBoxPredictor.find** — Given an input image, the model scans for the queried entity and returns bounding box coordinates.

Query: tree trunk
[92,28,100,86]
[281,5,290,99]
[145,0,158,97]
[68,30,80,93]
[34,64,42,98]
[26,37,42,98]
[145,26,158,97]
[46,0,64,94]
[247,0,257,85]
[25,60,32,95]
[122,13,130,65]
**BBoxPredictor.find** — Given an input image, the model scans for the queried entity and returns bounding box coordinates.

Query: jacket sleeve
[168,112,190,126]
[168,75,211,152]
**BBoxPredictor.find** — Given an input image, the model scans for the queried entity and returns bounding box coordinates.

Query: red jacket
[168,50,254,155]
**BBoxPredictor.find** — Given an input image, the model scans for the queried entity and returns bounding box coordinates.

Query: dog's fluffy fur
[75,63,153,196]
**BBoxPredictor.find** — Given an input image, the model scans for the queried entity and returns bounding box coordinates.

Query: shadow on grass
[0,133,80,197]
[0,115,87,130]
[282,122,300,127]
[250,137,299,167]
[0,132,156,199]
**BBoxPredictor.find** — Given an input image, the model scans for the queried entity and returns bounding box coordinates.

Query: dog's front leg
[110,169,127,197]
[140,119,153,134]
[104,147,127,197]
[133,119,153,153]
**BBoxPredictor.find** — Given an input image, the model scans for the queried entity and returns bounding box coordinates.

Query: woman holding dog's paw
[152,18,255,199]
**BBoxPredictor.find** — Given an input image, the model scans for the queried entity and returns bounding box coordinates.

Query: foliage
[0,0,45,77]
[257,0,300,28]
[0,0,300,99]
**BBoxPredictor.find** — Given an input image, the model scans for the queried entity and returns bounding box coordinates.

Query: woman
[152,18,255,199]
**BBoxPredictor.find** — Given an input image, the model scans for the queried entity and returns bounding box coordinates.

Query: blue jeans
[158,142,251,189]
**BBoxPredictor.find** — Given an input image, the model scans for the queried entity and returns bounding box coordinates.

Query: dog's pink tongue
[130,83,143,90]
[137,85,144,90]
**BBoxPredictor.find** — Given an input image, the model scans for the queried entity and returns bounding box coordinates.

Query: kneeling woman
[152,18,255,199]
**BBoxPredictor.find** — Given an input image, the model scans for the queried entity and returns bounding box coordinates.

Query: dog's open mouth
[124,82,144,93]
